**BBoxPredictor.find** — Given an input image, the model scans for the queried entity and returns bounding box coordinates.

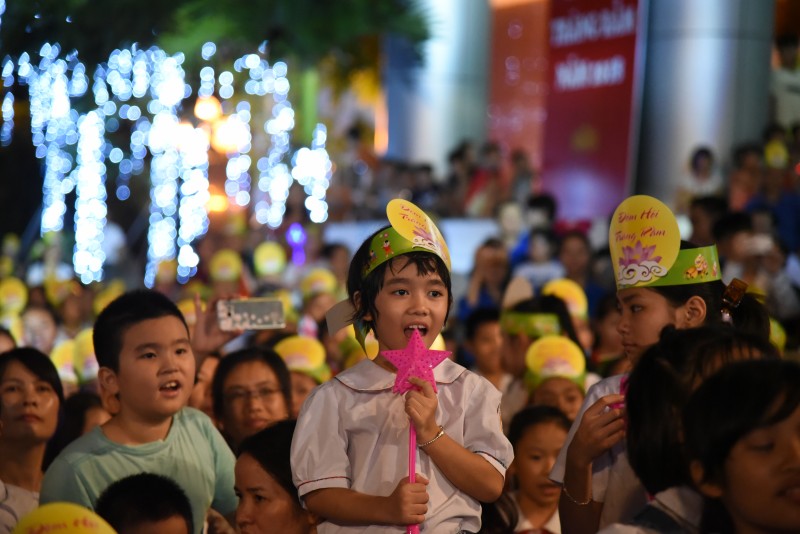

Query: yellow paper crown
[209,249,243,282]
[254,242,287,277]
[12,502,116,534]
[300,268,338,299]
[524,335,586,391]
[0,277,28,316]
[50,339,79,385]
[610,195,721,289]
[93,280,126,316]
[156,259,178,284]
[364,199,451,276]
[273,335,332,383]
[73,328,98,383]
[541,279,588,319]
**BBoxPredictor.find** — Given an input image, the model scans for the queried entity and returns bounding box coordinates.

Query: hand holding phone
[216,298,285,331]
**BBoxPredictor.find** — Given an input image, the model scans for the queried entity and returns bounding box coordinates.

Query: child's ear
[97,367,119,396]
[690,460,723,498]
[682,295,707,328]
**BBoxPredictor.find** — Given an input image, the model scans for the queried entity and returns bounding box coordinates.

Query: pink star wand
[381,329,450,534]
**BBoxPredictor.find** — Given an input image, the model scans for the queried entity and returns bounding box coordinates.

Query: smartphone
[216,298,286,331]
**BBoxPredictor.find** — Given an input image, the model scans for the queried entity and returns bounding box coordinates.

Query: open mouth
[159,381,181,393]
[404,324,428,338]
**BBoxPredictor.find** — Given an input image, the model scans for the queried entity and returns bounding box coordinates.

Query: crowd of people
[1,169,799,534]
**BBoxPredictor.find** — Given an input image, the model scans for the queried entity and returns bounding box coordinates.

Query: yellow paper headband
[610,195,721,289]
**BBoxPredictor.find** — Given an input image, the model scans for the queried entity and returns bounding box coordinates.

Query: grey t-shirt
[0,480,39,534]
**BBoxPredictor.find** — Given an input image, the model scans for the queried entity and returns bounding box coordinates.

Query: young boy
[291,200,514,533]
[40,290,237,534]
[96,473,193,534]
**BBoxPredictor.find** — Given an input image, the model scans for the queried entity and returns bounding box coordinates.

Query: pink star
[381,330,451,394]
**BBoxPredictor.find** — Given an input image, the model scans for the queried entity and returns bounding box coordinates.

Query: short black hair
[0,348,64,414]
[775,33,799,50]
[465,308,500,340]
[526,194,557,221]
[211,346,292,422]
[95,473,193,534]
[626,326,778,495]
[347,225,453,337]
[44,392,104,469]
[711,212,753,243]
[93,290,188,372]
[237,419,299,506]
[684,359,800,532]
[0,326,16,351]
[731,142,762,167]
[507,405,571,448]
[689,196,728,221]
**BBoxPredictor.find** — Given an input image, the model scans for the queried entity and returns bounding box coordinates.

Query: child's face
[0,361,60,443]
[711,405,800,533]
[220,361,289,447]
[595,310,623,354]
[532,377,584,421]
[112,316,195,423]
[369,256,449,352]
[513,422,567,508]
[21,308,57,354]
[289,371,317,418]
[467,321,503,375]
[235,453,313,534]
[188,355,219,418]
[616,288,682,364]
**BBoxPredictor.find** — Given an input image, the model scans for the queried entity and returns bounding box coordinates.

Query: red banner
[541,0,645,221]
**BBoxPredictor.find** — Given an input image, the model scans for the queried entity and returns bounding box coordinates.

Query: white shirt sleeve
[290,383,352,500]
[462,375,514,476]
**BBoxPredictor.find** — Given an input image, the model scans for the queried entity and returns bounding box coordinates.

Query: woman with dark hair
[684,359,800,534]
[235,420,316,534]
[0,348,64,532]
[211,347,292,451]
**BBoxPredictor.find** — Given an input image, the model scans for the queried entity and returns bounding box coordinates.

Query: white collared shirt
[291,358,514,533]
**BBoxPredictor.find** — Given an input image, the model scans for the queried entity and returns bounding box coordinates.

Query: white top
[291,358,514,534]
[549,374,648,528]
[0,480,39,534]
[596,485,703,534]
[512,491,561,533]
[772,67,800,129]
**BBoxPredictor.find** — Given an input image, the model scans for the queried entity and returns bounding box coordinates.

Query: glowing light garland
[1,33,332,285]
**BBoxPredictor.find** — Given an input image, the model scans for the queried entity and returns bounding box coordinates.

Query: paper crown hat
[209,249,243,282]
[300,268,338,299]
[50,339,79,386]
[0,277,27,316]
[73,328,98,383]
[13,502,116,534]
[541,278,588,319]
[93,279,126,316]
[273,335,332,384]
[500,310,562,338]
[326,199,451,347]
[610,195,720,289]
[254,241,287,277]
[524,335,586,392]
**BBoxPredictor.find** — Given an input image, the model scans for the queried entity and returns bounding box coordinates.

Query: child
[273,335,332,418]
[95,473,194,534]
[482,406,571,533]
[526,336,587,422]
[463,307,511,393]
[589,295,627,377]
[39,289,237,534]
[683,359,800,534]
[597,326,778,533]
[291,199,514,533]
[550,195,770,533]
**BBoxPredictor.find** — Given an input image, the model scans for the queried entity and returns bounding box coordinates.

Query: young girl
[597,326,778,533]
[550,195,770,533]
[291,200,514,533]
[482,406,571,533]
[683,359,800,534]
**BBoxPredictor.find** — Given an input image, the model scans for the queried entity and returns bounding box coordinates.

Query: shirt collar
[335,358,466,392]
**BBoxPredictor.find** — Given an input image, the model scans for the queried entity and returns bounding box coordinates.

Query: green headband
[617,245,721,288]
[500,311,562,338]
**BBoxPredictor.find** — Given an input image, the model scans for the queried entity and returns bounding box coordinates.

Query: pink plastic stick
[407,425,419,534]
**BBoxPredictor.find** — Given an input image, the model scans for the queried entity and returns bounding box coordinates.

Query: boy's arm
[406,377,508,503]
[304,476,429,527]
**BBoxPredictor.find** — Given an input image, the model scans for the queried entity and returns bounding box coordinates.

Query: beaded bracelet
[562,484,592,506]
[418,425,445,448]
